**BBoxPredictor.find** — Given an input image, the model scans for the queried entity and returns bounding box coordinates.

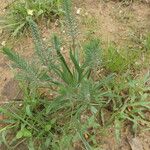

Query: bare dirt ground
[0,0,150,149]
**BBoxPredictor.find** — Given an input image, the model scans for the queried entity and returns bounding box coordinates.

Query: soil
[0,0,150,149]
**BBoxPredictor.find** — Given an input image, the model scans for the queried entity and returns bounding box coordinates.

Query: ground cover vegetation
[0,0,62,36]
[0,0,150,149]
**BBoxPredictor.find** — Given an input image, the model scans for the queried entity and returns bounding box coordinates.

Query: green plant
[102,45,129,72]
[0,0,62,36]
[102,73,150,142]
[0,88,54,149]
[1,0,110,148]
[102,45,139,73]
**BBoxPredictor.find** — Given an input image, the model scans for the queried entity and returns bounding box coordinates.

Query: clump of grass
[104,73,150,141]
[0,0,63,36]
[103,46,128,72]
[102,45,137,73]
[101,40,148,73]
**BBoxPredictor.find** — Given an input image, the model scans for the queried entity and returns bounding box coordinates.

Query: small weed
[102,35,150,73]
[105,73,150,141]
[0,0,63,36]
[103,46,128,72]
[102,45,138,73]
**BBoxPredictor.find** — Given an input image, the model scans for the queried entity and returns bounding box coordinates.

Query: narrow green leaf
[12,22,26,36]
[69,49,83,82]
[78,131,92,150]
[53,35,73,78]
[114,118,121,143]
[26,105,32,117]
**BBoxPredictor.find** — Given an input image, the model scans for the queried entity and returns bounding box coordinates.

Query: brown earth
[0,0,150,149]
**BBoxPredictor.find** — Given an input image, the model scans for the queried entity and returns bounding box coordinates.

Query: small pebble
[76,8,82,15]
[19,103,23,107]
[1,41,6,46]
[60,47,64,51]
